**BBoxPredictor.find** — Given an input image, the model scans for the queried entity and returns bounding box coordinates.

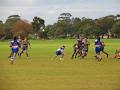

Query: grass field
[0,39,120,90]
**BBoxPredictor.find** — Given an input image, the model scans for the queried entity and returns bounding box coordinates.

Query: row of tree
[0,15,44,39]
[0,13,120,40]
[46,13,120,39]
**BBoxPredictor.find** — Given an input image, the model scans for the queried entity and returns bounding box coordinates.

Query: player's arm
[102,42,105,46]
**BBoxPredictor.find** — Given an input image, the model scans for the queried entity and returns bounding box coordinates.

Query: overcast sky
[0,0,120,25]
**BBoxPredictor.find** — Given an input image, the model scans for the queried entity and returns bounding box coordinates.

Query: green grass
[0,39,120,90]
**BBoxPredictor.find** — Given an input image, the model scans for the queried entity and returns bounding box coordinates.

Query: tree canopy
[0,13,120,40]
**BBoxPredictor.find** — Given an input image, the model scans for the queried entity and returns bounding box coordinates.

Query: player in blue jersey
[53,45,65,60]
[94,37,102,61]
[8,37,21,58]
[10,37,20,64]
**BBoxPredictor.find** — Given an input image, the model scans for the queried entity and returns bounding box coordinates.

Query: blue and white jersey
[95,39,102,48]
[10,40,20,49]
[56,47,64,52]
[55,47,64,56]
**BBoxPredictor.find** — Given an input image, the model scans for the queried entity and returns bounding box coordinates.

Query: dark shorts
[56,51,62,56]
[95,47,101,54]
[22,46,28,51]
[82,48,88,52]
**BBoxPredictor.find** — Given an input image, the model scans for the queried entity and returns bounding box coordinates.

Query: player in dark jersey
[19,37,30,58]
[10,37,20,64]
[81,38,90,58]
[75,35,83,58]
[71,42,79,59]
[74,35,83,58]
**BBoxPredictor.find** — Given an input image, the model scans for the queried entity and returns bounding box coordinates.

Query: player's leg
[102,50,109,57]
[81,49,85,58]
[101,47,109,58]
[85,49,88,57]
[60,53,64,60]
[25,47,29,57]
[78,47,82,57]
[53,55,57,60]
[10,51,16,64]
[53,51,60,60]
[17,50,20,57]
[75,49,79,58]
[19,47,24,57]
[81,49,87,58]
[8,52,12,58]
[85,48,89,57]
[26,52,29,57]
[72,49,77,59]
[10,52,14,64]
[97,53,102,61]
[95,47,102,61]
[19,50,23,58]
[15,51,19,57]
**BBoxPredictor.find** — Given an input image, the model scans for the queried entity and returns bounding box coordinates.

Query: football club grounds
[0,39,120,90]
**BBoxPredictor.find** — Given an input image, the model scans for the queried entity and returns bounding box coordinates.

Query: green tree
[4,15,21,39]
[58,13,72,22]
[110,20,120,38]
[32,16,45,38]
[0,20,5,39]
[71,17,82,36]
[95,16,115,36]
[45,25,54,39]
[46,14,119,39]
[12,20,32,38]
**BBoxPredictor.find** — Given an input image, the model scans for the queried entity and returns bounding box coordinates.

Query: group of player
[54,35,120,61]
[54,35,91,61]
[94,36,120,61]
[94,37,109,61]
[9,36,30,64]
[71,35,90,59]
[9,35,120,64]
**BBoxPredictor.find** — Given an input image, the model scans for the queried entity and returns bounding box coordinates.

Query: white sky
[0,0,120,25]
